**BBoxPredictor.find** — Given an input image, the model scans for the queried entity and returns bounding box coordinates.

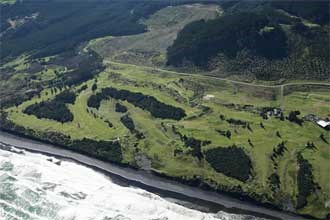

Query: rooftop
[317,120,330,128]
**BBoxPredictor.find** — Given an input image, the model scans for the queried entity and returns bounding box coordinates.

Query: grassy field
[5,61,330,218]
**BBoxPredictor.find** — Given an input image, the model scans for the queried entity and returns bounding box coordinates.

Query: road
[105,60,330,111]
[104,60,330,89]
[15,60,329,102]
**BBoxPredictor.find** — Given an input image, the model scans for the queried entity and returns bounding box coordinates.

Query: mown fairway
[6,61,330,218]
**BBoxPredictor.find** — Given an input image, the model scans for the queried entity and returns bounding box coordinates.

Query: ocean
[0,145,266,220]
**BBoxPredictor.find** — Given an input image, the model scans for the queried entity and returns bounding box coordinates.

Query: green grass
[283,91,330,117]
[0,54,71,109]
[5,61,330,219]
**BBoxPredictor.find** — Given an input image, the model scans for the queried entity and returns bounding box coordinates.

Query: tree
[226,130,231,139]
[92,83,97,92]
[320,133,329,144]
[220,114,225,120]
[260,122,265,129]
[182,135,203,160]
[115,103,128,113]
[248,139,254,147]
[288,110,303,125]
[247,123,252,132]
[276,131,281,138]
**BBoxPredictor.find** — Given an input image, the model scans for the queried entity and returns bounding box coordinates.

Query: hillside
[0,0,209,107]
[87,4,222,67]
[167,1,329,81]
[0,1,329,219]
[1,0,212,60]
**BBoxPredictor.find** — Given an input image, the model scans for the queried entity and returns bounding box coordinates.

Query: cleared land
[5,61,330,219]
[87,4,221,67]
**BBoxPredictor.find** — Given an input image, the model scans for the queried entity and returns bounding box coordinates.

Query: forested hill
[167,0,330,81]
[0,0,164,59]
[220,0,329,25]
[0,0,217,60]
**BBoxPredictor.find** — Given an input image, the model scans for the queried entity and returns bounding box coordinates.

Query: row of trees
[268,173,280,194]
[120,114,145,140]
[216,129,232,139]
[296,153,317,209]
[23,90,76,123]
[120,114,135,131]
[71,138,123,163]
[88,87,186,120]
[268,142,287,194]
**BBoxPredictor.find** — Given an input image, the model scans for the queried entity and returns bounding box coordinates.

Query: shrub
[87,93,105,109]
[92,83,97,91]
[120,114,135,131]
[54,90,76,104]
[288,110,303,125]
[115,103,128,113]
[181,135,203,160]
[268,173,280,192]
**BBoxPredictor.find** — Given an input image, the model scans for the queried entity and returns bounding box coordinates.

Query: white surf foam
[0,148,265,220]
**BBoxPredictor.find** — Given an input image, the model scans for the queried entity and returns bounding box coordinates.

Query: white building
[316,120,330,129]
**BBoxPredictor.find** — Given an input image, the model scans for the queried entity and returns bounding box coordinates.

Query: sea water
[0,147,266,220]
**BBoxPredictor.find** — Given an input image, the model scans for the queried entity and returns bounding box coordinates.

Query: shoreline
[0,131,314,220]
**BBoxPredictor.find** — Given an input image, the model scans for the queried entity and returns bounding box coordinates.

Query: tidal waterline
[0,132,311,220]
[0,145,267,220]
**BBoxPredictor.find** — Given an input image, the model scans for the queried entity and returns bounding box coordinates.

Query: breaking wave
[0,146,267,220]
